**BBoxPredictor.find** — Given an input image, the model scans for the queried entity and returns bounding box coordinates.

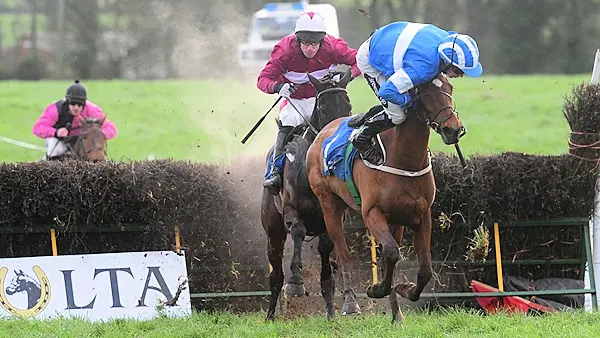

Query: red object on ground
[470,280,556,314]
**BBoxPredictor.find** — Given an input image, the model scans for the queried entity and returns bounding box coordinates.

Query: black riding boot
[350,112,396,165]
[264,126,293,195]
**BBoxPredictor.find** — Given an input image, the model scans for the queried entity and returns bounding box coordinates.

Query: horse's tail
[285,135,312,194]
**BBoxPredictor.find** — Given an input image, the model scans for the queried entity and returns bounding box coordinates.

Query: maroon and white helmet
[294,12,326,43]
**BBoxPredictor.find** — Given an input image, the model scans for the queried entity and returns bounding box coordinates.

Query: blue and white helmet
[438,32,483,77]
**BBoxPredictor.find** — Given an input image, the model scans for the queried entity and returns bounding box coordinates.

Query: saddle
[276,119,313,147]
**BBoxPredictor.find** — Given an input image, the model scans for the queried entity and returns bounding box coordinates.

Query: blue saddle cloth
[322,117,359,181]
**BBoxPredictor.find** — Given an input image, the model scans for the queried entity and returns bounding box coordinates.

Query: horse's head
[6,269,37,295]
[307,68,353,130]
[76,117,107,161]
[413,74,465,145]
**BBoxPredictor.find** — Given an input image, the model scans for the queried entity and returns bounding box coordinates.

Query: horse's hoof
[366,284,391,299]
[341,301,361,315]
[326,310,335,320]
[391,312,405,324]
[285,283,306,297]
[394,282,418,301]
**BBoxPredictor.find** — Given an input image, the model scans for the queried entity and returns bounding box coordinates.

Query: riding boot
[264,126,293,195]
[350,112,396,166]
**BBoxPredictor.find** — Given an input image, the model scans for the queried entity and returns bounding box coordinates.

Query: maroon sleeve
[257,41,289,94]
[332,38,361,78]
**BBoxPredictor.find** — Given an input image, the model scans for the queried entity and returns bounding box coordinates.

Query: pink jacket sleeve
[332,38,362,78]
[87,105,117,140]
[32,104,59,138]
[257,42,288,94]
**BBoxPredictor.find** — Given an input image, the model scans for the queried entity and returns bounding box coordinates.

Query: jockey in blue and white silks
[352,21,483,165]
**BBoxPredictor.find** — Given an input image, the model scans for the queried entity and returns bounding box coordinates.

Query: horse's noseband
[412,90,457,134]
[76,127,107,158]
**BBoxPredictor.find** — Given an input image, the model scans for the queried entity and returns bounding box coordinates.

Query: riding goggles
[299,39,322,46]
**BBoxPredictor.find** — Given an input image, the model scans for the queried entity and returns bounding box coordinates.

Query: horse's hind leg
[318,233,335,319]
[262,193,286,320]
[266,231,286,320]
[318,193,360,315]
[395,209,433,302]
[364,207,398,299]
[284,208,306,297]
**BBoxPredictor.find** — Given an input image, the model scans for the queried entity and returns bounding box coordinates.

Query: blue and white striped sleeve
[378,68,415,107]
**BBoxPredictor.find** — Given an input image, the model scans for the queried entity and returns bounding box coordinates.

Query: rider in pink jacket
[32,80,117,159]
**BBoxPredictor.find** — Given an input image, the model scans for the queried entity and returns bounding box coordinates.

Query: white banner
[0,251,192,321]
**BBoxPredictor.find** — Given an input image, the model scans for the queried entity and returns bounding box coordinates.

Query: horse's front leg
[388,226,405,323]
[364,207,398,299]
[317,233,336,319]
[395,209,433,301]
[284,208,306,297]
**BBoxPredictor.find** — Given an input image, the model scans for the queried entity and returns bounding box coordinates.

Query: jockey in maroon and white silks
[257,11,361,195]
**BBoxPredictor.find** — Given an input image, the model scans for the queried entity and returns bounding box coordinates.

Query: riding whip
[285,99,319,135]
[241,96,283,144]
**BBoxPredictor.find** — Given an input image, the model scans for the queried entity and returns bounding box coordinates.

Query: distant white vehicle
[237,1,340,71]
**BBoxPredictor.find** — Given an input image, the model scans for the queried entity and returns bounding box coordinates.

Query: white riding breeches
[45,137,69,157]
[278,97,316,127]
[356,36,407,125]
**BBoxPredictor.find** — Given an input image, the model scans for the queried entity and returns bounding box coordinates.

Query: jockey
[257,11,361,195]
[32,80,117,159]
[352,21,484,165]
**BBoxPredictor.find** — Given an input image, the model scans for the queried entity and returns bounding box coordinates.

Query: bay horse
[261,68,355,320]
[50,117,107,162]
[74,117,107,161]
[306,73,465,322]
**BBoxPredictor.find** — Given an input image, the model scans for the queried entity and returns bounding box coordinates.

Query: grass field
[0,74,591,163]
[0,308,598,337]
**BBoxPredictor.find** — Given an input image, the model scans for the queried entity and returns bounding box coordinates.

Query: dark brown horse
[306,73,465,322]
[261,69,354,320]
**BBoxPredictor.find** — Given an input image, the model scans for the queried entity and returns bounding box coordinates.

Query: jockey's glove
[399,92,417,111]
[274,83,296,99]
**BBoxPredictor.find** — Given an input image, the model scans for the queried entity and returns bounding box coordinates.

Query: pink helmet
[294,12,326,43]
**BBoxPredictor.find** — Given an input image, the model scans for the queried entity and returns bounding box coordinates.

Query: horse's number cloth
[322,118,362,205]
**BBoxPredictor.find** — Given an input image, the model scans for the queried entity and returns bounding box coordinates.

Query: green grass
[0,74,592,164]
[0,308,598,337]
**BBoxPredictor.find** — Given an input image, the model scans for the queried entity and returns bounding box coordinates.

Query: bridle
[411,86,466,138]
[307,86,349,136]
[75,124,106,159]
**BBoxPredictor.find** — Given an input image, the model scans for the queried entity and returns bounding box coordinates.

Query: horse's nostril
[441,127,461,144]
[441,127,455,137]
